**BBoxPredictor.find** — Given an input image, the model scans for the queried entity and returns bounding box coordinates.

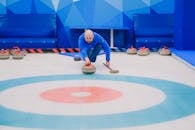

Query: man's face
[84,32,94,44]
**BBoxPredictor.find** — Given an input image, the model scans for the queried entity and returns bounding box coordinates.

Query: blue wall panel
[150,0,174,14]
[174,0,195,50]
[0,0,175,49]
[6,0,55,14]
[0,0,6,14]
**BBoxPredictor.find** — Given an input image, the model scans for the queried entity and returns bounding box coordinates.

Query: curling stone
[0,49,10,59]
[159,47,171,56]
[82,64,96,74]
[12,51,24,59]
[137,47,150,56]
[126,46,137,54]
[10,46,20,55]
[21,49,27,56]
[74,55,81,61]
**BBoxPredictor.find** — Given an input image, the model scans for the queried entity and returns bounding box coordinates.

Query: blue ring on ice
[0,74,195,129]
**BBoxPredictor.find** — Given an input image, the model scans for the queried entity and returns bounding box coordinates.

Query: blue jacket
[78,32,110,61]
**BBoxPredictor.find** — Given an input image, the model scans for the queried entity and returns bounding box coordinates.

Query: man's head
[84,29,94,44]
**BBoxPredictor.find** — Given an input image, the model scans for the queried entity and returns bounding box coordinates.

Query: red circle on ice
[40,86,122,103]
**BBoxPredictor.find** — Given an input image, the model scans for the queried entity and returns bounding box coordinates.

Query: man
[79,29,110,67]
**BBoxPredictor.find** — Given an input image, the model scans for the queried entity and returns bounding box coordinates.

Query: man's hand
[85,57,91,66]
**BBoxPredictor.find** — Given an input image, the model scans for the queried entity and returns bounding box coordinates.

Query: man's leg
[89,43,102,62]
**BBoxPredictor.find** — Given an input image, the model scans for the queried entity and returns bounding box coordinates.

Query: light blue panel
[56,0,72,24]
[150,0,164,5]
[74,0,95,27]
[6,0,32,14]
[6,0,56,14]
[105,0,123,11]
[0,5,6,14]
[6,0,20,6]
[64,4,87,27]
[0,0,6,14]
[51,0,60,11]
[93,0,122,27]
[124,8,150,19]
[102,13,124,29]
[151,0,174,13]
[123,0,150,18]
[57,0,126,28]
[57,5,72,27]
[35,0,55,14]
[40,0,54,10]
[57,0,72,11]
[123,0,150,12]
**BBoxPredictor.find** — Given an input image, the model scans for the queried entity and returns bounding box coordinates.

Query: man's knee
[89,43,102,62]
[90,57,96,62]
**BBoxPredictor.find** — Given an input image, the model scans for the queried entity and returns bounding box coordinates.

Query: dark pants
[87,43,102,62]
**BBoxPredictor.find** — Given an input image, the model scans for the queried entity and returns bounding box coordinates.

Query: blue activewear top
[78,32,110,62]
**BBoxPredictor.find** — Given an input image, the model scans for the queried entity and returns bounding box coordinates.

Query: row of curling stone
[0,47,27,60]
[76,56,119,74]
[126,46,171,56]
[127,46,150,56]
[0,49,10,59]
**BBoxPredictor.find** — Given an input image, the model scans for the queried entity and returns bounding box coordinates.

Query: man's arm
[79,36,87,60]
[101,38,111,67]
[79,36,91,65]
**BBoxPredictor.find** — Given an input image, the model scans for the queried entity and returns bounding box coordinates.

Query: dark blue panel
[135,37,174,48]
[59,29,84,48]
[92,29,110,46]
[0,15,7,31]
[133,14,174,28]
[0,14,57,49]
[1,14,56,37]
[0,38,57,49]
[174,0,195,50]
[133,14,174,48]
[114,30,129,48]
[174,0,183,49]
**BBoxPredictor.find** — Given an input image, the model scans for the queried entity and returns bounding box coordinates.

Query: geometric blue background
[0,0,175,48]
[1,0,175,27]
